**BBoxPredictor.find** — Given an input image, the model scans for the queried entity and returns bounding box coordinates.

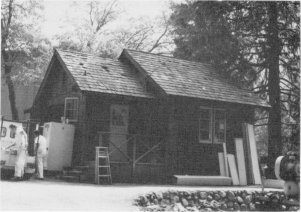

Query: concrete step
[173,175,232,186]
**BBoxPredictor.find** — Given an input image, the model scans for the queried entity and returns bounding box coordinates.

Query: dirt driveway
[0,179,281,211]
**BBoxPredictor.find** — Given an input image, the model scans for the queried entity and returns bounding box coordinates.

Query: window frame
[198,106,226,144]
[198,106,213,144]
[1,127,7,137]
[212,108,226,144]
[64,97,79,122]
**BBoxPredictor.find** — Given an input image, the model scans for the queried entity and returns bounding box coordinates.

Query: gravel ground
[0,179,282,211]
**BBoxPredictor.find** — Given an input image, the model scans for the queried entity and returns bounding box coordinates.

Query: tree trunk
[266,2,282,178]
[2,50,19,120]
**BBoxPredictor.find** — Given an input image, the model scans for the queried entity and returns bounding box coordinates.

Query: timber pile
[136,190,300,211]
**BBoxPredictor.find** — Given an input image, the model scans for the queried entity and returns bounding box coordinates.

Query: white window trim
[212,108,226,144]
[199,106,226,144]
[64,97,79,122]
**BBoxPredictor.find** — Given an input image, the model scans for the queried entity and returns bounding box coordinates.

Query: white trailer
[0,119,35,174]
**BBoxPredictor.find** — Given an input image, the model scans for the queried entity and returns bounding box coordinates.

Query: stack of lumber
[217,123,262,186]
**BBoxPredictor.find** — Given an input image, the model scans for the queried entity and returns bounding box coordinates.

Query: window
[199,107,212,143]
[10,129,16,138]
[213,109,226,144]
[64,97,79,121]
[1,127,6,137]
[199,107,226,144]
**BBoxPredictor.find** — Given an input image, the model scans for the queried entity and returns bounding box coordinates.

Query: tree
[1,0,51,120]
[107,14,174,56]
[54,0,118,57]
[170,1,300,177]
[55,1,174,58]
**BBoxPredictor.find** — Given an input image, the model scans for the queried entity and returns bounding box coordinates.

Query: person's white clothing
[14,127,28,178]
[34,135,47,178]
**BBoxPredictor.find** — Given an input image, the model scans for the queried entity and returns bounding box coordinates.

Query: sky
[41,0,184,39]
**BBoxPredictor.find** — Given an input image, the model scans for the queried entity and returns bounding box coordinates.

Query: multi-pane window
[64,97,79,122]
[199,107,226,144]
[213,109,226,144]
[199,108,212,143]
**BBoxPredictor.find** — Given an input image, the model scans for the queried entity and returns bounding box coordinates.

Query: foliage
[1,0,52,120]
[1,0,52,84]
[54,1,174,58]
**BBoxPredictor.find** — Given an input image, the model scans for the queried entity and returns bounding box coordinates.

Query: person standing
[34,130,47,180]
[4,125,28,181]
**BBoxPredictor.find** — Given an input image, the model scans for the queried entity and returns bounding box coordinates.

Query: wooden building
[30,48,269,183]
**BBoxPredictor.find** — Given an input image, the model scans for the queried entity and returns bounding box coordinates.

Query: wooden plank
[223,143,229,177]
[174,175,232,186]
[263,179,284,189]
[247,124,262,185]
[235,138,247,185]
[242,123,254,184]
[227,154,240,185]
[218,152,226,176]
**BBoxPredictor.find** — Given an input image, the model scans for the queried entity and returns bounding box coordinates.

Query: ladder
[95,147,112,184]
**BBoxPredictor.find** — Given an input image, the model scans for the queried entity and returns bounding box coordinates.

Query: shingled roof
[55,49,153,98]
[122,49,269,107]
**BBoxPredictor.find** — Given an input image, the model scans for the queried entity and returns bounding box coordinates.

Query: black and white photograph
[0,0,300,211]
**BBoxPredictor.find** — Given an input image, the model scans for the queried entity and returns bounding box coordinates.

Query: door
[109,104,129,162]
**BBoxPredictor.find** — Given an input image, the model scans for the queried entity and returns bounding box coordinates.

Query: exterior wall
[84,93,168,183]
[167,96,254,176]
[30,57,84,165]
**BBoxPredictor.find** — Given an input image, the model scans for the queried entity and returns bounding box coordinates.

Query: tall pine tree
[170,1,300,177]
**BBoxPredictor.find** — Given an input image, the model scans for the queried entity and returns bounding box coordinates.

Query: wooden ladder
[95,147,112,184]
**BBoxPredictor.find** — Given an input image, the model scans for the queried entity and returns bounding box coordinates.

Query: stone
[227,191,236,201]
[153,199,159,205]
[188,200,195,207]
[156,192,163,200]
[240,204,248,211]
[207,195,213,201]
[200,192,208,200]
[249,203,256,211]
[182,198,189,207]
[281,205,287,210]
[258,195,269,202]
[219,191,227,198]
[244,195,252,204]
[227,201,234,208]
[161,199,170,206]
[210,200,220,209]
[241,192,247,199]
[233,202,240,211]
[288,206,299,211]
[237,196,244,204]
[214,193,221,201]
[173,195,180,203]
[221,203,228,210]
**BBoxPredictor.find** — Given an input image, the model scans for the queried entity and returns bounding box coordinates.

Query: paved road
[0,179,281,211]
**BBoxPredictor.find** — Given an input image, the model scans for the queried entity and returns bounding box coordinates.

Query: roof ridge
[124,49,213,66]
[55,48,116,61]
